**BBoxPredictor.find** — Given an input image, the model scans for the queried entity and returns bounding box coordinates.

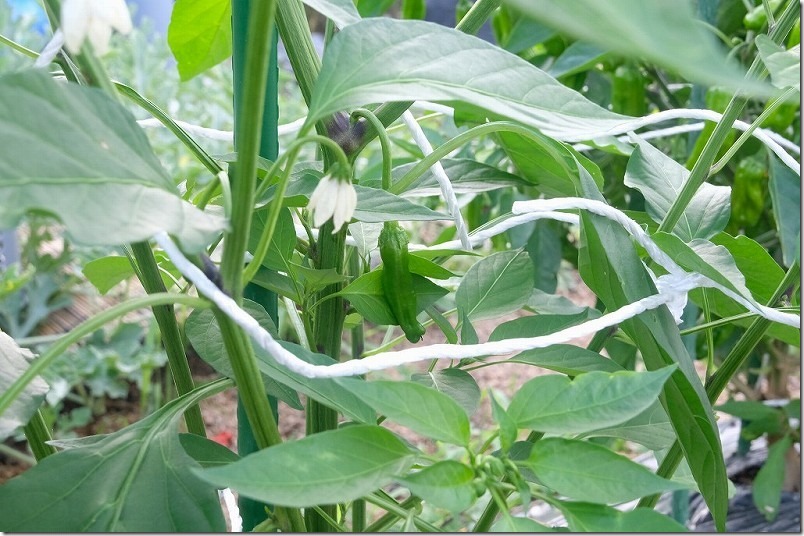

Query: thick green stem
[364,493,440,532]
[351,108,392,191]
[658,0,799,233]
[0,294,207,418]
[220,0,278,299]
[638,262,800,509]
[23,409,56,460]
[276,0,321,105]
[129,242,206,436]
[306,221,347,531]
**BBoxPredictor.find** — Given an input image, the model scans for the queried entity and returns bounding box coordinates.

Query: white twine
[401,110,472,250]
[153,198,799,379]
[34,30,65,68]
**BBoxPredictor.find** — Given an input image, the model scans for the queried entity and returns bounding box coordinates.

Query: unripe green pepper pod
[379,221,426,343]
[611,62,647,117]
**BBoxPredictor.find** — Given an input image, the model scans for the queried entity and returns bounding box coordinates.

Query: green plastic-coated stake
[232,1,280,530]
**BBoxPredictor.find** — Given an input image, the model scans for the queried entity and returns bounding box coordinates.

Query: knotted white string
[153,198,799,379]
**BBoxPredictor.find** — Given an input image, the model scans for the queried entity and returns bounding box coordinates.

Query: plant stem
[0,442,36,466]
[0,294,208,419]
[23,409,56,460]
[351,108,393,190]
[455,0,502,33]
[658,0,799,233]
[130,242,206,436]
[365,493,440,532]
[638,261,800,509]
[219,0,277,299]
[276,0,321,105]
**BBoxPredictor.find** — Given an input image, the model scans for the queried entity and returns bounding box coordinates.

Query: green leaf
[178,433,240,468]
[410,368,480,416]
[752,434,793,521]
[0,331,48,441]
[407,254,455,279]
[309,19,634,143]
[509,344,623,376]
[184,304,303,410]
[715,400,781,422]
[504,0,768,94]
[379,158,529,197]
[255,342,376,424]
[490,393,518,453]
[353,185,449,222]
[525,221,562,292]
[251,268,302,303]
[490,516,559,532]
[558,501,688,532]
[577,169,728,528]
[0,382,227,531]
[198,425,415,507]
[524,438,687,504]
[82,256,135,295]
[768,150,801,267]
[342,380,470,445]
[507,368,675,435]
[289,263,349,294]
[336,269,448,326]
[301,0,361,28]
[490,311,595,342]
[580,401,676,450]
[0,71,224,253]
[456,250,533,321]
[168,0,233,81]
[248,207,297,272]
[624,138,730,240]
[548,41,609,79]
[755,36,800,89]
[396,461,477,513]
[497,127,603,197]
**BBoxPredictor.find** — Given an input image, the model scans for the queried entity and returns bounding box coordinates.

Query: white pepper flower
[307,175,357,233]
[61,0,132,56]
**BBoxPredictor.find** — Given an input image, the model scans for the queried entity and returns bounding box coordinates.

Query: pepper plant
[0,0,800,532]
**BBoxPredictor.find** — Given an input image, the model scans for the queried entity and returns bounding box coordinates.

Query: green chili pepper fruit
[730,155,768,229]
[761,99,799,131]
[611,62,647,117]
[379,222,426,343]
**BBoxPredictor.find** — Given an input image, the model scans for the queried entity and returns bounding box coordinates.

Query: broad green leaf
[178,433,240,468]
[707,233,798,345]
[526,289,602,317]
[82,256,135,295]
[309,19,636,143]
[396,461,477,513]
[407,254,455,279]
[301,0,361,28]
[255,342,376,424]
[289,263,349,294]
[753,435,793,521]
[490,311,595,342]
[336,269,448,326]
[198,425,414,507]
[490,516,558,532]
[525,438,687,504]
[456,250,533,321]
[755,36,800,89]
[0,71,224,253]
[342,380,470,445]
[497,129,602,197]
[251,268,302,303]
[184,303,303,410]
[509,344,624,376]
[410,368,480,416]
[353,185,449,222]
[348,221,383,259]
[490,394,518,452]
[548,42,609,79]
[577,168,728,529]
[167,0,232,81]
[525,220,562,292]
[379,159,529,197]
[500,17,555,54]
[580,401,676,450]
[0,381,228,531]
[558,501,688,532]
[624,138,730,240]
[0,331,48,441]
[504,0,768,94]
[715,400,781,422]
[507,368,675,435]
[768,151,801,267]
[248,207,297,272]
[355,0,395,17]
